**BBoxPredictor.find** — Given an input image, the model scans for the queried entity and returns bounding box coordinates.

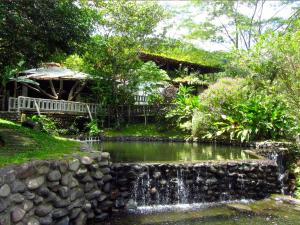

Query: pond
[91,142,255,163]
[102,198,300,225]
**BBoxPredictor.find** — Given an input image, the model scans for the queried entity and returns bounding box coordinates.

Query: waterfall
[113,162,280,209]
[268,152,286,194]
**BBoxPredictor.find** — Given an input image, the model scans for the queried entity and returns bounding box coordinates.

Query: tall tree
[0,0,96,69]
[183,0,298,50]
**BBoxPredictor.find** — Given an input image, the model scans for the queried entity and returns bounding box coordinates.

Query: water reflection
[91,142,253,163]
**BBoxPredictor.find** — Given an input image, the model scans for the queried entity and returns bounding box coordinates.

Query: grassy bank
[0,119,80,166]
[104,124,187,138]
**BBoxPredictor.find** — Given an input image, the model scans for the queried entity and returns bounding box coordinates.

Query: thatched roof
[18,65,89,81]
[139,52,222,74]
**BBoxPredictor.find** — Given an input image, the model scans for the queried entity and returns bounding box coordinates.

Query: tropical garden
[0,1,300,223]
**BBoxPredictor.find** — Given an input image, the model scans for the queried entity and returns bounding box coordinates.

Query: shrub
[87,120,103,136]
[192,77,248,138]
[192,77,294,142]
[31,115,58,135]
[166,85,200,132]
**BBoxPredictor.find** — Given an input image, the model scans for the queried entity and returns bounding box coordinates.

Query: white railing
[8,96,99,114]
[134,95,148,105]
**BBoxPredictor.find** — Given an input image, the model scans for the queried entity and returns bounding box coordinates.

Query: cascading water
[112,162,281,208]
[268,152,286,194]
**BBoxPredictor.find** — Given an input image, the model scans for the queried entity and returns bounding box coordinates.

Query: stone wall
[0,152,113,225]
[0,112,20,122]
[111,161,281,206]
[0,154,281,225]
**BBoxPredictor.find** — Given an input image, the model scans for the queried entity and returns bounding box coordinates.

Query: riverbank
[0,119,80,166]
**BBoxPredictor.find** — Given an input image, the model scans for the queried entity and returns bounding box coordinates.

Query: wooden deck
[8,96,99,115]
[7,96,158,118]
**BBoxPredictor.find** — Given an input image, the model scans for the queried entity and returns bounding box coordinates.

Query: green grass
[0,119,80,167]
[104,123,187,138]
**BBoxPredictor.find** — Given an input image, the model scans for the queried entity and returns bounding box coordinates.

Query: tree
[0,0,96,70]
[62,0,167,127]
[184,0,298,50]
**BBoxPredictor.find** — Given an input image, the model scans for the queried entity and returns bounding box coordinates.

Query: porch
[8,96,99,117]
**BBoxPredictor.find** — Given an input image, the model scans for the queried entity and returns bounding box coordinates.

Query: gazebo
[6,63,98,117]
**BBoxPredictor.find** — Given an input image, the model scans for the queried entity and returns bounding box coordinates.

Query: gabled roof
[18,65,89,81]
[139,52,222,74]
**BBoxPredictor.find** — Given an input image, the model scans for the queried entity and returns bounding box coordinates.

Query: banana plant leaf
[10,77,40,86]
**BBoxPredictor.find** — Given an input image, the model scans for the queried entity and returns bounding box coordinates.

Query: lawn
[104,123,187,138]
[0,119,80,167]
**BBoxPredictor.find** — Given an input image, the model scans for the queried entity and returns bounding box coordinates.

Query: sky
[157,0,297,51]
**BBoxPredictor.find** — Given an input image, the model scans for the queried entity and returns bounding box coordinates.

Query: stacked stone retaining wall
[0,154,281,225]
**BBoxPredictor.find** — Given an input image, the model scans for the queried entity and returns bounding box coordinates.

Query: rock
[69,159,80,171]
[68,199,85,210]
[153,171,161,179]
[22,200,34,212]
[0,213,10,225]
[102,174,112,182]
[82,202,91,213]
[84,183,94,192]
[35,204,53,217]
[81,156,93,165]
[70,188,84,201]
[53,198,70,208]
[58,161,68,173]
[27,217,40,225]
[36,162,50,175]
[76,168,87,177]
[95,213,108,222]
[0,198,8,213]
[11,207,26,223]
[22,120,37,129]
[0,184,11,197]
[100,152,110,159]
[33,196,44,205]
[86,190,101,200]
[26,176,45,190]
[11,180,26,193]
[74,212,87,225]
[103,182,111,193]
[81,175,93,183]
[70,208,82,220]
[52,209,68,219]
[98,161,109,167]
[38,216,52,225]
[206,178,218,185]
[55,216,69,225]
[37,187,50,197]
[23,191,36,200]
[126,199,137,210]
[160,180,167,185]
[227,203,253,213]
[61,173,71,186]
[10,193,25,203]
[58,186,69,199]
[47,170,61,182]
[70,177,79,188]
[92,171,103,179]
[150,187,157,195]
[100,167,110,174]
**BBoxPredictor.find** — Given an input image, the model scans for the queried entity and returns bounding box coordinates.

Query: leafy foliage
[184,1,293,49]
[87,120,103,136]
[143,38,227,67]
[0,0,96,70]
[31,115,58,136]
[166,86,200,132]
[192,78,294,142]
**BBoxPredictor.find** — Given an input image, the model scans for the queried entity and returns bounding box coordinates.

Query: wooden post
[143,105,147,126]
[86,104,93,120]
[34,99,41,116]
